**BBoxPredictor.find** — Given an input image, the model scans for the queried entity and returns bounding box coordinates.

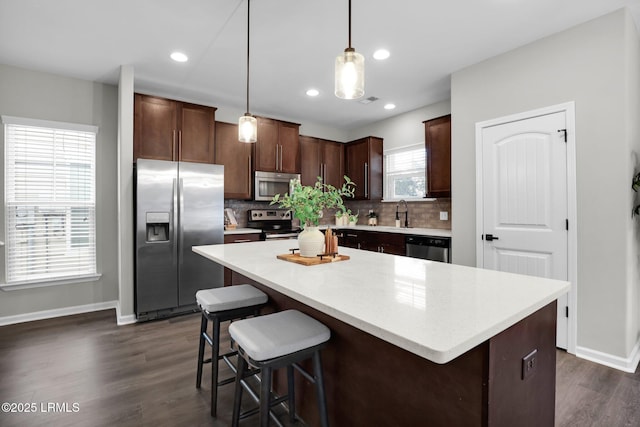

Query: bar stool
[195,284,268,417]
[229,309,331,427]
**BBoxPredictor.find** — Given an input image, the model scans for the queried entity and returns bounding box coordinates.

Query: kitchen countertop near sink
[329,225,451,238]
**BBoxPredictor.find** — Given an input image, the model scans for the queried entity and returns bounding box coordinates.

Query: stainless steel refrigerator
[135,159,224,320]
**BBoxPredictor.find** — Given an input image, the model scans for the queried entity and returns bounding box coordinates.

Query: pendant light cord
[246,0,251,115]
[348,0,352,49]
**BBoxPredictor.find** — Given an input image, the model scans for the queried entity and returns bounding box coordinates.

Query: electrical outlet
[522,349,538,380]
[440,211,448,221]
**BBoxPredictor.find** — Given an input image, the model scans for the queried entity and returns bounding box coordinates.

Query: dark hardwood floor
[1,309,639,427]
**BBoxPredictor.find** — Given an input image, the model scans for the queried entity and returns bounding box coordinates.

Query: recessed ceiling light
[373,49,390,60]
[384,103,396,110]
[170,52,188,62]
[306,88,319,97]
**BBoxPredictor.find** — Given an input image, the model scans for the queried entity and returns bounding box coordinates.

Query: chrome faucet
[396,200,409,228]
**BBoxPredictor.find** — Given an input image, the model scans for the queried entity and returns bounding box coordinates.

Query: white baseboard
[0,300,118,326]
[576,340,640,373]
[115,302,137,325]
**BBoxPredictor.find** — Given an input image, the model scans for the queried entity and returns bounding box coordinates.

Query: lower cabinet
[337,229,406,256]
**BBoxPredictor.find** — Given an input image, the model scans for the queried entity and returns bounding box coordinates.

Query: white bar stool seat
[195,284,268,417]
[230,309,331,427]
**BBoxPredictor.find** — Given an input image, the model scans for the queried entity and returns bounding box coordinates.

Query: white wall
[117,66,135,323]
[625,11,640,360]
[451,8,640,363]
[0,64,119,318]
[347,100,451,149]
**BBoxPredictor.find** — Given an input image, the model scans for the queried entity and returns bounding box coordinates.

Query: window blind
[3,117,97,285]
[384,144,426,200]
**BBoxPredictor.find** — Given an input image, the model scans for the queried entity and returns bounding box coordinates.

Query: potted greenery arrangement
[272,176,355,257]
[335,207,350,226]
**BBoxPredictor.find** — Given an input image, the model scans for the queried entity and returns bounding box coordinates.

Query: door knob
[485,234,499,241]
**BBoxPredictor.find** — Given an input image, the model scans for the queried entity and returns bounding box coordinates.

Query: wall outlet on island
[440,211,448,221]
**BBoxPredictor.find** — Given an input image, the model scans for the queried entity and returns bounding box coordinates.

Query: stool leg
[210,318,221,417]
[259,366,273,427]
[287,365,296,422]
[312,352,329,427]
[232,356,247,427]
[196,313,207,388]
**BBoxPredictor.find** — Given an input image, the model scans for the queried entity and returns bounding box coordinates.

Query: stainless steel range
[247,209,300,240]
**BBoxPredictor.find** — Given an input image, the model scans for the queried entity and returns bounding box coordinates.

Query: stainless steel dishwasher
[405,235,451,263]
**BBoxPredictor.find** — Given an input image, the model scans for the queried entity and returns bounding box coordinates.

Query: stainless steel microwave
[254,171,300,201]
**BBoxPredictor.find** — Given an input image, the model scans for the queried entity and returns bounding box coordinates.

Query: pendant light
[239,0,257,143]
[335,0,364,100]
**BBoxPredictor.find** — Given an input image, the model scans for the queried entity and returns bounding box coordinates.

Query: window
[3,116,98,286]
[384,144,426,201]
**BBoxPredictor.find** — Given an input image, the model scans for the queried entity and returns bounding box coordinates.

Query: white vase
[298,226,325,257]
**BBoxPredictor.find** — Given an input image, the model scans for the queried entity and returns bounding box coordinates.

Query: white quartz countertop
[224,228,262,235]
[193,240,569,364]
[334,225,451,237]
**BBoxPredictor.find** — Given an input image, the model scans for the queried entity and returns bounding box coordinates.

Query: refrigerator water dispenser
[146,212,170,242]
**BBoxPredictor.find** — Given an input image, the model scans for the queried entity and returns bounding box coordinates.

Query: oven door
[254,171,300,201]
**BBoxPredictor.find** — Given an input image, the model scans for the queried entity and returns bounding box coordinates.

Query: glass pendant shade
[238,114,257,143]
[335,48,365,99]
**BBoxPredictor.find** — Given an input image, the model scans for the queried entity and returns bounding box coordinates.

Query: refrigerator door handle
[172,177,179,270]
[178,177,185,268]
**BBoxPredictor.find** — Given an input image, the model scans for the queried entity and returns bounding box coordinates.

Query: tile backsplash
[225,198,451,230]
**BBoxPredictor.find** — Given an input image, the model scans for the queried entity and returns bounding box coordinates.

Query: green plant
[271,176,355,227]
[633,171,640,216]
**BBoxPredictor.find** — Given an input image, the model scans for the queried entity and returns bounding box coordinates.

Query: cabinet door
[215,121,253,200]
[368,137,384,200]
[321,139,345,189]
[300,136,321,186]
[134,94,177,161]
[345,140,369,199]
[278,122,300,174]
[255,117,279,172]
[425,115,451,198]
[179,103,216,164]
[345,137,383,200]
[378,233,406,255]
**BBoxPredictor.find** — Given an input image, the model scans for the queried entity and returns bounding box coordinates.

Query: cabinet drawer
[224,233,261,244]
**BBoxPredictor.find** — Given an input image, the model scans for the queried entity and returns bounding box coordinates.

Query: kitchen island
[194,240,569,426]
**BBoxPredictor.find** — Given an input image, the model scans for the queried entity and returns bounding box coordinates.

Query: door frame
[474,102,577,354]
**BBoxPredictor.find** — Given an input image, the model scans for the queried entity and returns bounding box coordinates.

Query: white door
[480,111,569,349]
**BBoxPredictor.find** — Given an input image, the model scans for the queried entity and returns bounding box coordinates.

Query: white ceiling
[1,0,639,130]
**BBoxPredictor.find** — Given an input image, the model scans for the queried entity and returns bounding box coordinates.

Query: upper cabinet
[254,117,300,173]
[134,93,216,163]
[215,121,253,200]
[345,136,383,200]
[300,136,344,189]
[424,114,451,198]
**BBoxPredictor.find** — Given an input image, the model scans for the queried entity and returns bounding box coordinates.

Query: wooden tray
[277,253,350,266]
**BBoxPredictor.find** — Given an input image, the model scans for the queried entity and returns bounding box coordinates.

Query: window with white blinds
[384,144,426,201]
[3,116,98,285]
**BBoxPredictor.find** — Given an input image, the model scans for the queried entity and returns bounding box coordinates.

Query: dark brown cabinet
[300,136,344,188]
[337,229,406,255]
[223,232,261,284]
[255,117,300,173]
[215,121,253,200]
[223,233,261,244]
[424,115,451,198]
[345,137,383,200]
[134,93,216,163]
